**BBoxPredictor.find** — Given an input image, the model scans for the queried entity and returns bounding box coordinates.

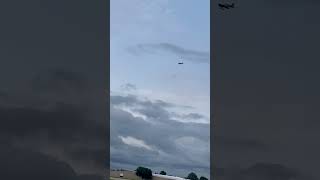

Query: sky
[110,0,210,178]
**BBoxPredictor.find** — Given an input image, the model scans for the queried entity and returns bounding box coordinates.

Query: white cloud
[110,100,210,177]
[114,105,148,122]
[171,114,209,124]
[119,136,154,151]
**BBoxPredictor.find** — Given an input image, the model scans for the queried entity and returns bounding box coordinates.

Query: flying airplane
[218,3,235,10]
[178,62,183,65]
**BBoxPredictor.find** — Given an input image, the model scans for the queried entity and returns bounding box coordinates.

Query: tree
[199,176,208,180]
[186,172,198,180]
[136,166,153,179]
[160,171,167,175]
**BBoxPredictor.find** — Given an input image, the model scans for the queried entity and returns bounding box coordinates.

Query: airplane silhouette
[178,62,183,65]
[218,3,235,10]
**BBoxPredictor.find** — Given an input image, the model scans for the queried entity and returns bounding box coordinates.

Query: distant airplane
[178,62,183,65]
[218,3,235,10]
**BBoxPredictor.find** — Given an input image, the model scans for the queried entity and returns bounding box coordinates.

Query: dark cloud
[111,94,140,106]
[111,94,193,110]
[127,43,210,63]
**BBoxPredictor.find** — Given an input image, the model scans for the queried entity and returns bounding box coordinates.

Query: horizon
[110,168,205,179]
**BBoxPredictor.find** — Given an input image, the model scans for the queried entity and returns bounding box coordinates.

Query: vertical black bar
[106,0,111,178]
[0,0,109,179]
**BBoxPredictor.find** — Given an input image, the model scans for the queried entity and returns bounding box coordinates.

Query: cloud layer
[128,43,210,64]
[110,87,210,178]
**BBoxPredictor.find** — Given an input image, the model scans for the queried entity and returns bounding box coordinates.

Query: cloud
[111,93,208,124]
[127,43,210,64]
[171,113,209,124]
[110,92,210,177]
[121,83,137,91]
[119,136,155,151]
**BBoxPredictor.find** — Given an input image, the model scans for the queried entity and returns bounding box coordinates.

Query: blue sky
[110,0,210,178]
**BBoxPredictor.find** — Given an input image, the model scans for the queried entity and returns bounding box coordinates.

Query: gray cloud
[111,94,193,111]
[175,113,206,120]
[127,43,210,63]
[110,93,210,178]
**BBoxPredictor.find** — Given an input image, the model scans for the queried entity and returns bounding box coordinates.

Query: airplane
[218,3,235,10]
[178,62,183,65]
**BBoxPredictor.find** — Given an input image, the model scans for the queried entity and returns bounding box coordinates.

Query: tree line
[135,166,208,180]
